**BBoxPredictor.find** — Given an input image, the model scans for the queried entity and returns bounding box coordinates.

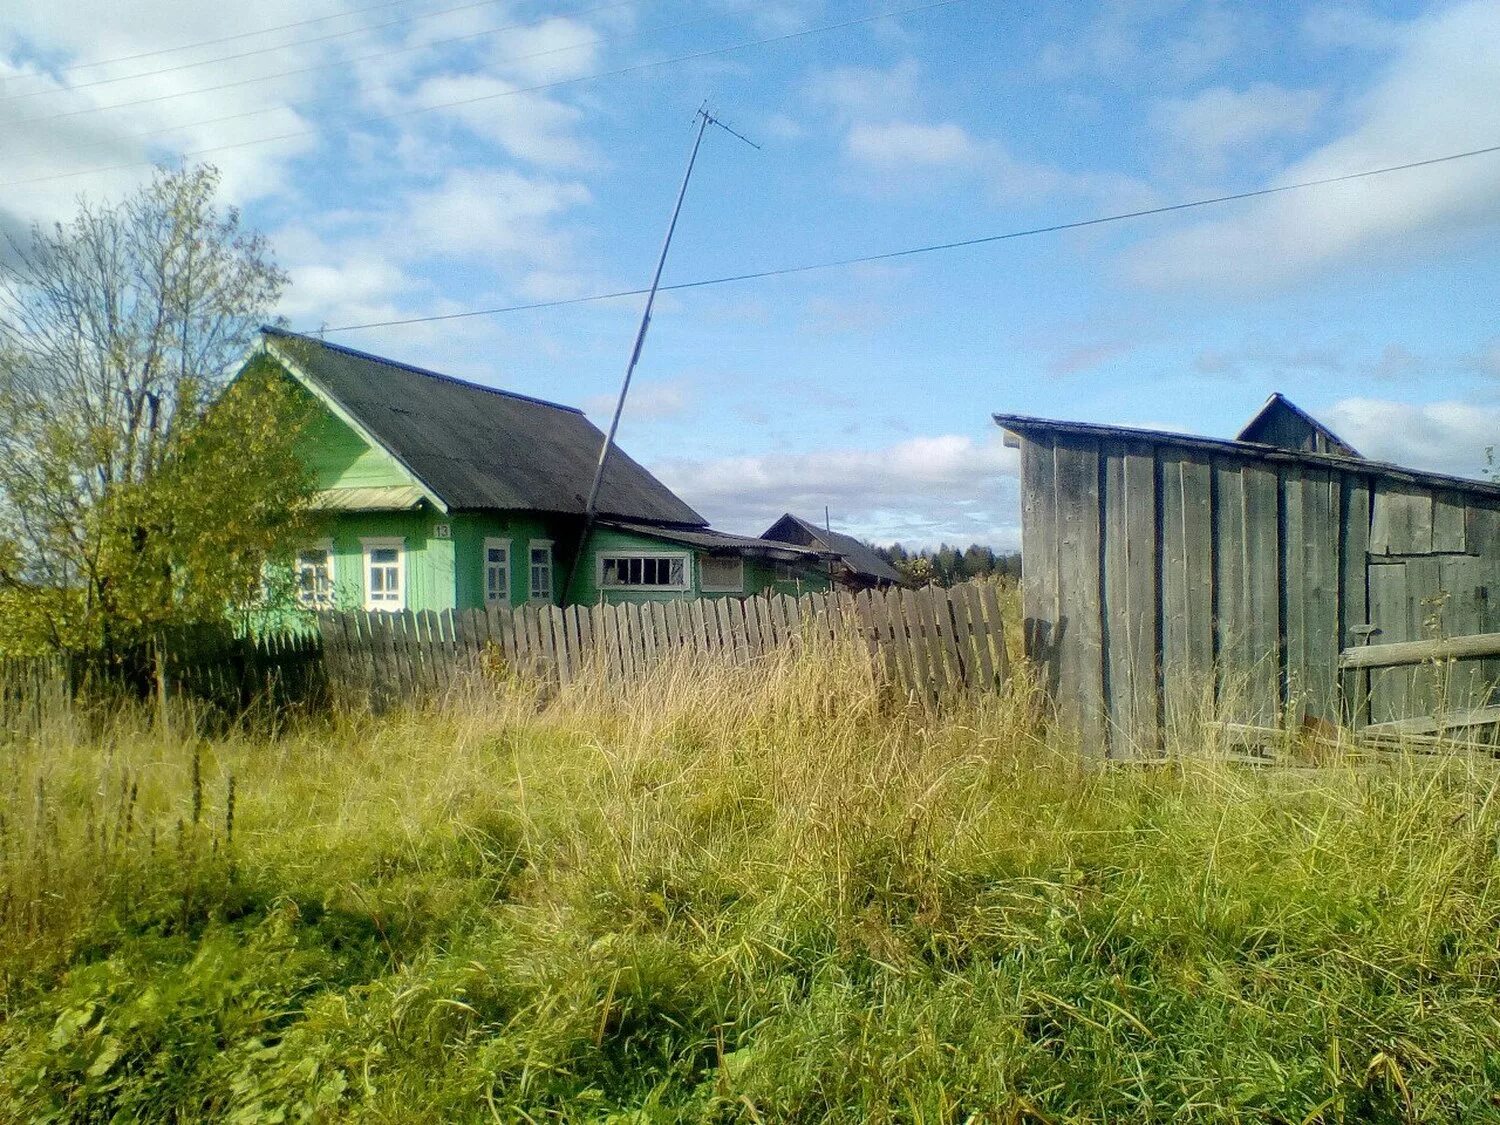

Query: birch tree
[0,165,314,655]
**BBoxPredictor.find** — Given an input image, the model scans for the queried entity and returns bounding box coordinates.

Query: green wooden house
[246,328,833,614]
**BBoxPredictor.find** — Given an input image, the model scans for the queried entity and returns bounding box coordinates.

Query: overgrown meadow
[3,634,1500,1122]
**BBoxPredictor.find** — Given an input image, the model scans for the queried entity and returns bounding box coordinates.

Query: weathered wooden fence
[1340,629,1500,742]
[317,582,1010,708]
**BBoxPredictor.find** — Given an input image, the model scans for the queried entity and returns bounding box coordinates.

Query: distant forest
[872,543,1021,588]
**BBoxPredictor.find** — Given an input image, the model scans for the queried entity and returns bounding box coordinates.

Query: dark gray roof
[602,520,832,561]
[263,328,706,526]
[993,411,1500,501]
[761,513,905,584]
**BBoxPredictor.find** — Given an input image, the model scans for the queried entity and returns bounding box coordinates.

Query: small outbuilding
[760,513,907,590]
[995,396,1500,757]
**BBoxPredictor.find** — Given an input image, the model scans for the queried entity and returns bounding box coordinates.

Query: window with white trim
[484,538,511,605]
[599,553,690,590]
[699,555,743,593]
[362,537,405,611]
[295,542,335,609]
[529,541,554,602]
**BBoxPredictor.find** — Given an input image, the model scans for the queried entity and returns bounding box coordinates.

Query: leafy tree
[0,165,313,657]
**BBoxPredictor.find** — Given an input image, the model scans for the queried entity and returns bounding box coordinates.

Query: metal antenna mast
[565,104,758,601]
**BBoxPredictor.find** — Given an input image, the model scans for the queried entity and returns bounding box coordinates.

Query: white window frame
[361,536,406,612]
[698,554,744,594]
[295,539,336,610]
[529,540,554,603]
[483,537,511,606]
[597,551,692,592]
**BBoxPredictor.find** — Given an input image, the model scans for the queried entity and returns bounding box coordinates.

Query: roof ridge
[262,326,585,415]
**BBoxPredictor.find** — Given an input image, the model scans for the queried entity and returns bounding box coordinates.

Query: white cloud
[0,0,345,225]
[1302,4,1407,51]
[584,380,691,422]
[399,168,591,269]
[1322,397,1500,478]
[845,121,979,166]
[399,74,594,167]
[1125,0,1500,290]
[1151,83,1325,156]
[653,432,1021,546]
[841,115,1154,208]
[805,59,922,122]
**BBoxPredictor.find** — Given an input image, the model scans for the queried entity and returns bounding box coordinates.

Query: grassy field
[3,636,1500,1122]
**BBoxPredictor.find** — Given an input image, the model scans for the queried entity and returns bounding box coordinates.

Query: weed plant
[1,632,1499,1121]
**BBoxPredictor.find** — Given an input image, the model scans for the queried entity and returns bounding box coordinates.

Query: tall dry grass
[2,631,1499,1121]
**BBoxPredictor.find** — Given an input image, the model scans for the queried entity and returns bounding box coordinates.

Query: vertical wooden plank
[977,581,1009,686]
[1367,561,1411,723]
[1103,445,1159,756]
[1160,454,1213,739]
[1301,469,1342,723]
[1212,459,1247,723]
[946,584,979,690]
[1053,438,1105,753]
[1020,437,1060,697]
[1370,482,1434,556]
[1280,469,1308,721]
[1433,492,1466,553]
[1339,474,1373,725]
[929,586,962,696]
[689,597,711,656]
[577,604,598,675]
[742,595,765,658]
[1241,462,1282,725]
[897,588,932,702]
[875,587,911,693]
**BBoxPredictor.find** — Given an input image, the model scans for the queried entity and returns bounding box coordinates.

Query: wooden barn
[995,396,1500,758]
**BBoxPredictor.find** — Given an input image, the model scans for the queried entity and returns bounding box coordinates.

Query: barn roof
[992,411,1500,501]
[1236,392,1362,457]
[761,513,905,584]
[601,520,834,562]
[260,328,707,526]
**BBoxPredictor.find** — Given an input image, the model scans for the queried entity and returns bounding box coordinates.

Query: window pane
[669,559,684,586]
[372,548,397,564]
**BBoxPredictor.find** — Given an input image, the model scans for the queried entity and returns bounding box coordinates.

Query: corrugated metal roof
[601,520,833,561]
[311,485,426,511]
[993,411,1500,499]
[761,513,905,584]
[264,328,707,526]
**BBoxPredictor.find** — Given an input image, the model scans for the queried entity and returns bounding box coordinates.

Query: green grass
[3,637,1500,1122]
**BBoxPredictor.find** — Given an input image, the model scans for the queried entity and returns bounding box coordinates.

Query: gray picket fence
[316,581,1010,708]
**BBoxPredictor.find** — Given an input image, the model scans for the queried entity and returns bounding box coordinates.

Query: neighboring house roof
[260,327,707,526]
[992,411,1500,501]
[760,513,905,585]
[1236,392,1362,458]
[601,520,833,562]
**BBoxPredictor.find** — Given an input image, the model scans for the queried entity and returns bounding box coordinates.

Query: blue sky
[5,0,1500,547]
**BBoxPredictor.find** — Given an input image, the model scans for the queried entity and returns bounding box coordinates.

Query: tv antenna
[566,104,759,601]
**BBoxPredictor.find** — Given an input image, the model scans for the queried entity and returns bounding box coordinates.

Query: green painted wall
[301,409,412,491]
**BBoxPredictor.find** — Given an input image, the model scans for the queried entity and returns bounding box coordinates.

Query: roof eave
[992,411,1500,500]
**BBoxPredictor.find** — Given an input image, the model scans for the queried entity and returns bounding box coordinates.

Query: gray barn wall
[1016,429,1500,758]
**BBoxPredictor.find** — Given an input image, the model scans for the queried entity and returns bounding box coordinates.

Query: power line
[0,0,514,103]
[1,0,968,190]
[15,0,726,131]
[12,0,417,82]
[309,142,1500,333]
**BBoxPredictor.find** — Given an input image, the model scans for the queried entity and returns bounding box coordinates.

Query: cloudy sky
[5,0,1500,548]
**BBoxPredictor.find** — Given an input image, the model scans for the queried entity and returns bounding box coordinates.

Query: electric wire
[308,142,1500,333]
[0,0,516,102]
[1,0,970,190]
[14,0,419,82]
[14,0,735,131]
